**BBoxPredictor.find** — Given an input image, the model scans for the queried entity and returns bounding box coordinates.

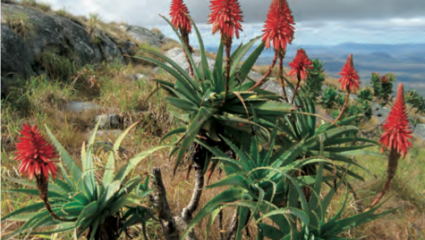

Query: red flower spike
[380,83,413,157]
[14,124,58,180]
[262,0,295,52]
[338,54,360,93]
[170,0,192,34]
[287,48,313,81]
[208,0,243,39]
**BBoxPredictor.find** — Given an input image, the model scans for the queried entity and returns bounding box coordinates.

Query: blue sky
[38,0,425,46]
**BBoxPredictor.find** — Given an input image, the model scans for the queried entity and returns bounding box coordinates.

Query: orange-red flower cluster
[15,124,57,180]
[380,83,412,157]
[208,0,243,39]
[338,54,360,93]
[287,48,313,81]
[262,0,295,52]
[170,0,192,33]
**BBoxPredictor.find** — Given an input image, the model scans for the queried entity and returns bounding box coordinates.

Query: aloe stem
[151,168,180,240]
[291,74,301,104]
[368,149,400,210]
[335,90,350,122]
[278,55,289,102]
[223,40,232,104]
[35,174,76,222]
[247,53,278,91]
[182,33,194,78]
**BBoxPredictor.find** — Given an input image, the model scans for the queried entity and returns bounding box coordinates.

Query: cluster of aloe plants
[2,0,414,239]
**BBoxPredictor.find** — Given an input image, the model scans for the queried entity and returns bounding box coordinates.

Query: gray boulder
[0,2,153,96]
[1,24,36,80]
[95,113,122,129]
[163,47,215,74]
[120,24,168,47]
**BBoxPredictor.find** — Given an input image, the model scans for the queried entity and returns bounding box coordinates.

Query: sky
[38,0,425,46]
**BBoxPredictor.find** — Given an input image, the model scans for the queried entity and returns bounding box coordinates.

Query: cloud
[152,18,425,47]
[40,0,425,46]
[44,0,425,25]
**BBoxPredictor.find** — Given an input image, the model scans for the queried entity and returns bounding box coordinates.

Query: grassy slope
[1,2,425,239]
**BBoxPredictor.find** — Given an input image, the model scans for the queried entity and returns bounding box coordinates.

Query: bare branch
[186,163,204,214]
[151,168,180,240]
[174,163,204,240]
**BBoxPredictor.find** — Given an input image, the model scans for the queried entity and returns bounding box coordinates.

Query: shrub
[300,58,325,101]
[87,13,102,44]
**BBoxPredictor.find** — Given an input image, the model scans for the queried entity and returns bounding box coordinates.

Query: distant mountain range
[205,43,425,95]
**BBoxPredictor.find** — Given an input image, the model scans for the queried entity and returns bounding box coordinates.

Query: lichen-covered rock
[1,25,36,80]
[120,24,168,47]
[163,47,215,74]
[413,124,425,140]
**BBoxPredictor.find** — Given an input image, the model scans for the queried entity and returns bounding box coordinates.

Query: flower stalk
[170,0,194,77]
[278,53,289,102]
[367,83,412,210]
[208,0,243,103]
[335,54,360,122]
[287,48,313,103]
[15,124,75,222]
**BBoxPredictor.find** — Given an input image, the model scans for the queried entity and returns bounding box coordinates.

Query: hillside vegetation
[1,1,424,240]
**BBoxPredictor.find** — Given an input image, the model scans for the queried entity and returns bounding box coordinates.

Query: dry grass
[252,64,287,77]
[160,40,182,51]
[323,74,341,88]
[20,0,52,12]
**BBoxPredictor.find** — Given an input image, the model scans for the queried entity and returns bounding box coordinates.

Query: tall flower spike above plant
[250,0,295,100]
[380,83,412,157]
[335,54,360,121]
[14,124,73,221]
[287,48,313,103]
[208,0,243,41]
[262,0,295,53]
[368,83,412,210]
[170,0,194,76]
[208,0,243,103]
[15,124,58,180]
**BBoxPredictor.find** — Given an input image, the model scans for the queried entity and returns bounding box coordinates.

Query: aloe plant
[179,118,391,240]
[135,16,294,176]
[2,121,169,240]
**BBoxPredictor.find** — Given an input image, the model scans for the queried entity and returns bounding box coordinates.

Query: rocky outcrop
[120,24,170,47]
[164,47,215,73]
[0,3,164,98]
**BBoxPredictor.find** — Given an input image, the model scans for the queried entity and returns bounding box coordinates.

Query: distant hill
[250,43,425,95]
